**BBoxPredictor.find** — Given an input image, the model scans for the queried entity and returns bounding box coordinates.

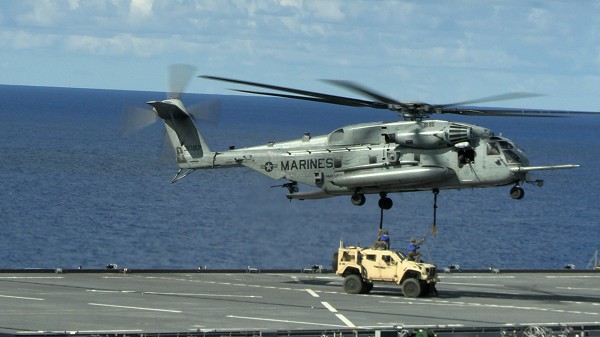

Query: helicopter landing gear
[510,185,525,200]
[351,193,366,206]
[378,192,393,210]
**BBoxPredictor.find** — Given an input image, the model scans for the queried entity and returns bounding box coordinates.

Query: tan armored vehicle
[332,241,438,297]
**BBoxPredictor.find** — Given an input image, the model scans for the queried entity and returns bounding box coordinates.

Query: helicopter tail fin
[147,99,211,169]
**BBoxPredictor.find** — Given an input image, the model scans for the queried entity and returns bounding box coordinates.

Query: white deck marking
[335,314,357,328]
[88,303,182,313]
[440,275,515,279]
[379,299,599,316]
[142,291,261,298]
[0,294,44,301]
[17,330,143,334]
[321,301,356,327]
[0,276,63,279]
[321,301,337,312]
[561,301,600,306]
[86,290,136,293]
[441,282,504,287]
[305,289,319,297]
[227,315,345,328]
[557,286,600,291]
[546,275,600,278]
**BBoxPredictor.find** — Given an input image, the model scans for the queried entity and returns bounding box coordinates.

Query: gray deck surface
[0,271,599,335]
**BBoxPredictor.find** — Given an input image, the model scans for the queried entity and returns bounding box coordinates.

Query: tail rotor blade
[187,100,222,124]
[168,64,197,99]
[122,104,158,135]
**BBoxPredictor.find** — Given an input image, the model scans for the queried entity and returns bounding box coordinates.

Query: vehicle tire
[361,282,374,294]
[420,283,434,297]
[510,186,525,200]
[343,274,364,294]
[331,253,338,273]
[402,278,422,298]
[351,193,366,206]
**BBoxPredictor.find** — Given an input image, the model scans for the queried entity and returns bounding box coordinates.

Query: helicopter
[144,65,597,210]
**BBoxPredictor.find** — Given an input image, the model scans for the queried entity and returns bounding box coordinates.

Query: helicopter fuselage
[182,119,531,199]
[147,73,587,207]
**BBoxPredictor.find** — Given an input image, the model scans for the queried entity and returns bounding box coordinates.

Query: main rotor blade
[321,79,402,105]
[168,64,197,99]
[232,89,385,108]
[202,75,600,118]
[201,75,389,110]
[439,92,544,108]
[443,107,600,117]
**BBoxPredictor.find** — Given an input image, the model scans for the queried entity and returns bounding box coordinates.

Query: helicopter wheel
[510,185,525,200]
[378,196,393,210]
[351,193,366,206]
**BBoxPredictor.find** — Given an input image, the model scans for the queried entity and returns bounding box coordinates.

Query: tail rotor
[121,64,220,178]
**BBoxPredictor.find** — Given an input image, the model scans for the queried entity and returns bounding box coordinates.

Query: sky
[1,0,600,111]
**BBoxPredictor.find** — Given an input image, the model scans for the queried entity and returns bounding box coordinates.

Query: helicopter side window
[487,142,500,155]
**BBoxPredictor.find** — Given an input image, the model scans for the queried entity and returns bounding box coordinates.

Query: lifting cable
[377,207,384,239]
[432,188,439,239]
[422,188,440,262]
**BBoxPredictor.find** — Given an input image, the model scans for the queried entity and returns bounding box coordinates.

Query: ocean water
[0,85,598,270]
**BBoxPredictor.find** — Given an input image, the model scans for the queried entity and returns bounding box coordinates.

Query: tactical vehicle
[332,241,438,297]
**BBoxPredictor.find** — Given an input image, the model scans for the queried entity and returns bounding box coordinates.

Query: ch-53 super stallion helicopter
[142,65,597,211]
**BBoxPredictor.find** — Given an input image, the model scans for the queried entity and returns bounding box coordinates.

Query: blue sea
[1,85,599,270]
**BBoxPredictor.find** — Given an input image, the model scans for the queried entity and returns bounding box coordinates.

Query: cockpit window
[487,142,500,155]
[498,140,514,150]
[504,150,521,163]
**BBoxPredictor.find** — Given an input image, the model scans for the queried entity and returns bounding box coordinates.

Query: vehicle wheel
[402,278,422,298]
[420,283,434,297]
[510,186,524,200]
[343,274,364,294]
[331,253,338,273]
[361,282,374,294]
[351,193,366,206]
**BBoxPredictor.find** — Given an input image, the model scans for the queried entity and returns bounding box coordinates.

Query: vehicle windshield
[498,140,514,149]
[504,150,521,164]
[491,139,524,164]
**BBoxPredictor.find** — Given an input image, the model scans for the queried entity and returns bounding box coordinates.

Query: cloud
[63,33,202,57]
[1,0,599,111]
[0,30,57,49]
[306,0,345,22]
[129,0,154,25]
[15,0,65,27]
